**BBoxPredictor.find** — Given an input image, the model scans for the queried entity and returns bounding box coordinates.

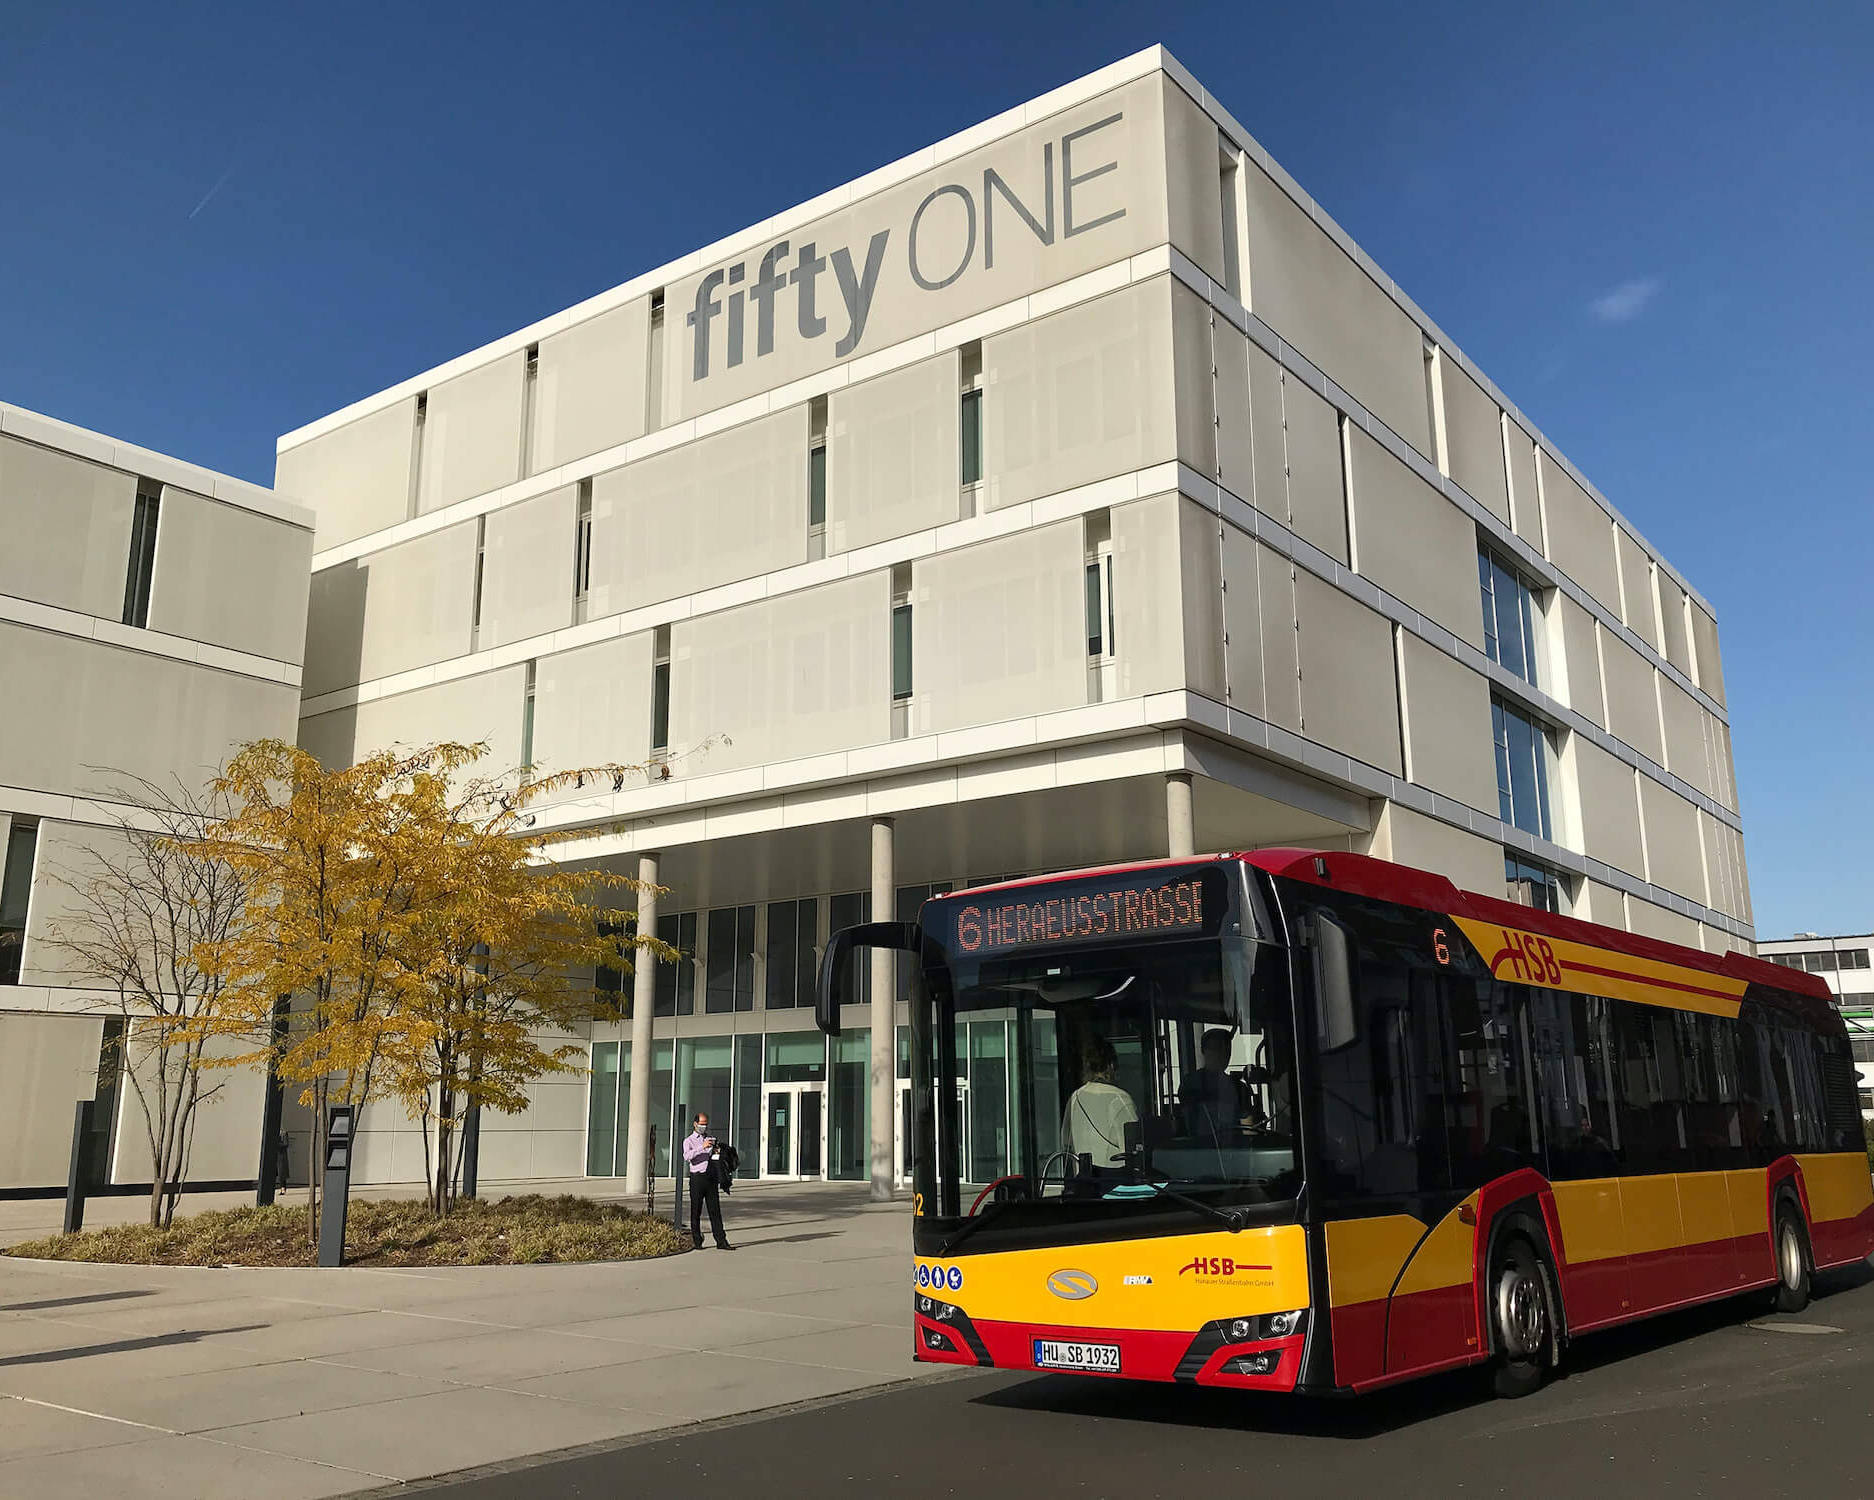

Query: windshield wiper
[939,1198,1019,1256]
[1124,1170,1247,1232]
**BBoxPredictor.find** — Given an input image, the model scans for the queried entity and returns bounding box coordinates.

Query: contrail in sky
[188,165,235,221]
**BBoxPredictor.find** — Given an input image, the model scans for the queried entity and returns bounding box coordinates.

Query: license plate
[1033,1339,1121,1373]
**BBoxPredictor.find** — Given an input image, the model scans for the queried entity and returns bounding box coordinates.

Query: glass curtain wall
[829,1029,870,1180]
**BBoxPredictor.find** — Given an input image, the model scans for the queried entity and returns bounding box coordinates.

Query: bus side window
[1526,989,1619,1180]
[1443,977,1534,1190]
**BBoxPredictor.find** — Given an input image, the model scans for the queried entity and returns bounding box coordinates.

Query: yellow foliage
[185,739,671,1218]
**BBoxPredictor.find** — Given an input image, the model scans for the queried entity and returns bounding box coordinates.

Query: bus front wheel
[1769,1201,1812,1314]
[1489,1235,1558,1399]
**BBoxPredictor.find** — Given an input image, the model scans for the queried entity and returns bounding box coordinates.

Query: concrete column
[869,817,896,1201]
[622,851,660,1198]
[1166,772,1196,859]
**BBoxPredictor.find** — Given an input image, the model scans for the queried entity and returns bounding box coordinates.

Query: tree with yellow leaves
[195,738,662,1237]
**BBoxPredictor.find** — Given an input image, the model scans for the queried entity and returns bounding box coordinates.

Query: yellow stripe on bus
[1450,917,1747,1019]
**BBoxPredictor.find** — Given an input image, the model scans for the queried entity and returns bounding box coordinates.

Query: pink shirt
[682,1130,716,1175]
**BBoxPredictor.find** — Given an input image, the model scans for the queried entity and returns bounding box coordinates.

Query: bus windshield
[911,863,1300,1244]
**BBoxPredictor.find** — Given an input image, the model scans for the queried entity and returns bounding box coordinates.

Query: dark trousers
[689,1169,727,1246]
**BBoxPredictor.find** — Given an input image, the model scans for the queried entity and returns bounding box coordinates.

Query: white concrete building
[0,402,313,1194]
[276,46,1754,1196]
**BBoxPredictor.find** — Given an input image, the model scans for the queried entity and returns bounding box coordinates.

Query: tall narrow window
[1085,549,1115,658]
[959,342,984,516]
[409,392,428,518]
[651,625,672,755]
[573,479,594,624]
[520,660,537,771]
[892,605,913,702]
[1217,145,1242,298]
[520,343,540,474]
[1479,545,1540,685]
[122,482,160,628]
[0,819,39,985]
[808,393,828,561]
[1492,697,1553,840]
[647,291,665,432]
[470,514,488,651]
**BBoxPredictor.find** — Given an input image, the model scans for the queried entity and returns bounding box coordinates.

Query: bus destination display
[951,873,1211,956]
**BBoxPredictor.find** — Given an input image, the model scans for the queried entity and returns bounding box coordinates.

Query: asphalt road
[371,1263,1874,1500]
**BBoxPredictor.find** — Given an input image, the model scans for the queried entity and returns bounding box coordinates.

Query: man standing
[682,1112,735,1251]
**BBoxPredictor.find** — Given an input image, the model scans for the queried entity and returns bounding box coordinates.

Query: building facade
[277,47,1753,1195]
[1760,933,1874,1114]
[0,401,313,1193]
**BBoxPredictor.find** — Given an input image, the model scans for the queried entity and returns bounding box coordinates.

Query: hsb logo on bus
[1491,928,1565,987]
[1180,1256,1240,1278]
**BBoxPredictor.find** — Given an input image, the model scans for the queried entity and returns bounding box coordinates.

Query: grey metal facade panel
[1280,372,1348,565]
[531,298,651,474]
[1440,359,1510,524]
[1689,602,1726,707]
[1572,735,1644,876]
[302,521,478,698]
[1657,572,1694,677]
[275,398,417,549]
[1616,528,1660,650]
[0,433,138,619]
[0,1012,106,1189]
[586,407,810,617]
[1293,567,1401,776]
[0,621,299,803]
[1346,426,1481,650]
[146,486,313,665]
[1600,630,1665,767]
[417,353,527,515]
[531,631,655,796]
[1504,419,1543,552]
[1163,74,1227,289]
[983,277,1177,512]
[1556,594,1605,728]
[299,666,526,777]
[826,352,960,555]
[1538,451,1620,612]
[1399,632,1496,812]
[479,485,577,651]
[1240,156,1430,459]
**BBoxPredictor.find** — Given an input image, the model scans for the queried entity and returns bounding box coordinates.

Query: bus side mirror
[817,929,855,1037]
[815,922,925,1037]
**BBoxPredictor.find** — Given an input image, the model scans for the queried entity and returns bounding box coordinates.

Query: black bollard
[63,1099,95,1235]
[317,1105,354,1268]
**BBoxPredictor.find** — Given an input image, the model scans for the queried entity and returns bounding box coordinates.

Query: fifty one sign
[664,76,1169,420]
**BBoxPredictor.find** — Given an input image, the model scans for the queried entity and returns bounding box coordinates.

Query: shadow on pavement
[0,1324,269,1368]
[0,1289,156,1313]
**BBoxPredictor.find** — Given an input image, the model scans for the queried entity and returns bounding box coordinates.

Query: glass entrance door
[762,1084,826,1179]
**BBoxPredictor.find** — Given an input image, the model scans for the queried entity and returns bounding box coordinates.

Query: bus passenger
[1062,1036,1139,1167]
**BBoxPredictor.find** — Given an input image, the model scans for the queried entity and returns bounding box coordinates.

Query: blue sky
[1,2,1868,936]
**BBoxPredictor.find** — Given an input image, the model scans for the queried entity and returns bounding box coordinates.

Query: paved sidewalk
[0,1181,925,1497]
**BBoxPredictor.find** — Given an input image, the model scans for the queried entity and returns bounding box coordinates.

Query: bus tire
[1770,1199,1812,1314]
[1489,1234,1558,1399]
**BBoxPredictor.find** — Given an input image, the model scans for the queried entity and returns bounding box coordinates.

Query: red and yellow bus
[817,850,1874,1397]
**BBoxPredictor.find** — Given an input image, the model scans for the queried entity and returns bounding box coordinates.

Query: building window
[595,916,628,1012]
[809,443,827,529]
[765,899,820,1009]
[1085,549,1115,658]
[1479,546,1539,685]
[1844,950,1871,970]
[0,819,37,985]
[122,482,161,628]
[654,911,697,1016]
[829,891,871,1006]
[703,905,756,1013]
[470,514,488,651]
[1492,697,1553,840]
[520,661,537,771]
[651,622,671,757]
[892,604,913,702]
[960,388,983,487]
[1504,854,1562,914]
[573,480,594,624]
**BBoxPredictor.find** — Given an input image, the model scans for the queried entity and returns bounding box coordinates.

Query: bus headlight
[1229,1318,1254,1340]
[1265,1308,1304,1337]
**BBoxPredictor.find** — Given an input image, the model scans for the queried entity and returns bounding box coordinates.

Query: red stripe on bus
[1557,958,1740,1002]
